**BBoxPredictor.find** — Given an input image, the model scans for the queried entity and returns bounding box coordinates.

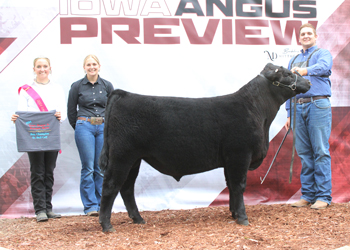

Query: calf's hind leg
[99,158,134,232]
[224,168,236,219]
[120,159,145,224]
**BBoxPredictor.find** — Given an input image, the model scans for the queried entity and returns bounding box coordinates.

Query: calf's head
[261,63,311,95]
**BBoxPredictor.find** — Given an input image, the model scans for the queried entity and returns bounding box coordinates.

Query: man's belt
[297,96,328,104]
[77,117,104,125]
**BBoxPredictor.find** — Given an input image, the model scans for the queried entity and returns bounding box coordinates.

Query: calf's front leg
[224,164,249,225]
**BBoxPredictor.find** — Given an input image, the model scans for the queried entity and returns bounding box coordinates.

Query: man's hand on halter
[291,67,307,76]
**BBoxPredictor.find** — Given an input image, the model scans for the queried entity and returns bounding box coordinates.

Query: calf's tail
[99,90,122,172]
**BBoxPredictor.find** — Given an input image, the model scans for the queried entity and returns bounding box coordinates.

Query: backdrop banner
[0,0,349,218]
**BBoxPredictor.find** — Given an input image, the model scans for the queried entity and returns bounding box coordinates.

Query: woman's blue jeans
[292,97,332,204]
[75,118,104,214]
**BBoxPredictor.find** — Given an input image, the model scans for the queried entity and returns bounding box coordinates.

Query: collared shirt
[67,75,114,129]
[285,45,333,117]
[18,81,67,121]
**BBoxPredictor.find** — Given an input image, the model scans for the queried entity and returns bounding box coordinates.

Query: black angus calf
[98,63,310,232]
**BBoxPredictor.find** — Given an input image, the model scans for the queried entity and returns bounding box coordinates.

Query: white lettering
[141,0,171,16]
[71,0,100,15]
[61,0,171,16]
[103,0,141,16]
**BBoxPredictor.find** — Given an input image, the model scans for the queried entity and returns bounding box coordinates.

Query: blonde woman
[11,57,66,222]
[67,55,114,216]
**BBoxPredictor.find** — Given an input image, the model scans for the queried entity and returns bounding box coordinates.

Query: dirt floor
[1,203,350,250]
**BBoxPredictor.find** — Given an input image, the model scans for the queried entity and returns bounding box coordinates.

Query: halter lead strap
[259,71,299,184]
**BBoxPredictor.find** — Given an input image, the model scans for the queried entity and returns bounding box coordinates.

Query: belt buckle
[90,117,103,125]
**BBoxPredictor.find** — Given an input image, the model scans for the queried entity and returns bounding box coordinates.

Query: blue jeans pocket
[313,98,331,109]
[76,119,87,126]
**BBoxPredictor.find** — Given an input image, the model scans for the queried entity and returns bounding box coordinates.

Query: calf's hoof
[102,226,116,233]
[133,218,146,224]
[237,219,249,226]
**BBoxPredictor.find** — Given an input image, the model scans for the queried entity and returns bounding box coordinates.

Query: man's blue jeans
[75,118,104,214]
[292,97,332,204]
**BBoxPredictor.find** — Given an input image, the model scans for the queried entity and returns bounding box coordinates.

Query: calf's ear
[264,68,283,82]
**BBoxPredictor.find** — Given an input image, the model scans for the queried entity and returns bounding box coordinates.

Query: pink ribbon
[18,84,48,111]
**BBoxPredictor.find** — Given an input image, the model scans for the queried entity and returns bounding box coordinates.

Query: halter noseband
[259,71,298,91]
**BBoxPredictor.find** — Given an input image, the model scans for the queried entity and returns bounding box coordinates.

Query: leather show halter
[259,70,301,184]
